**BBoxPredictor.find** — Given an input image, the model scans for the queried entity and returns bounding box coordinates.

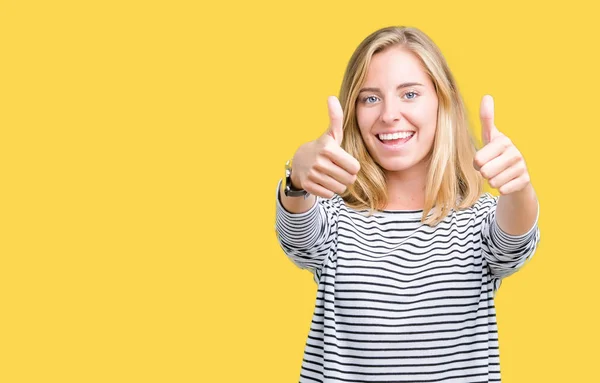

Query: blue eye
[363,95,379,104]
[405,91,418,100]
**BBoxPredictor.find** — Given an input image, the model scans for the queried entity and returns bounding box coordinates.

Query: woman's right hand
[290,96,361,199]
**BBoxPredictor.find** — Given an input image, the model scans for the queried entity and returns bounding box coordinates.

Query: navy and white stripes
[275,181,540,382]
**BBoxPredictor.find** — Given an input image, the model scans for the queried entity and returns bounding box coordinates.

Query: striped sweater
[275,182,540,382]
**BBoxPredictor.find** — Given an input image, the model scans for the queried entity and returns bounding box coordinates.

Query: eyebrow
[359,82,424,93]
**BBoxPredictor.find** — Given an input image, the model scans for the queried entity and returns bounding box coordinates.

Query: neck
[384,161,429,211]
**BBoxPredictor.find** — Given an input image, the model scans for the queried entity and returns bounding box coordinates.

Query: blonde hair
[339,26,483,226]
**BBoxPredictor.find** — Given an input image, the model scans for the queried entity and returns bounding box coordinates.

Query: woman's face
[356,46,439,175]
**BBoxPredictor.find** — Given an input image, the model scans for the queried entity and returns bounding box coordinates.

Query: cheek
[356,108,377,137]
[409,103,438,135]
[426,100,439,127]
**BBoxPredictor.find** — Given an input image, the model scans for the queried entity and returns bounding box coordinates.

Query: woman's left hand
[473,95,531,195]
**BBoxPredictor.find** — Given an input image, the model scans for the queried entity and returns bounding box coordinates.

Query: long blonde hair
[339,26,483,226]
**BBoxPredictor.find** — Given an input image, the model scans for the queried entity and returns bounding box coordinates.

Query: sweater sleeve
[479,193,541,283]
[274,180,341,280]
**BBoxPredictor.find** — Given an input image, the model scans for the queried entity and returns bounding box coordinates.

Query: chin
[375,155,428,174]
[382,165,416,173]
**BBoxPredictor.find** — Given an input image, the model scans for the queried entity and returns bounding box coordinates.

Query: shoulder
[450,192,499,223]
[466,192,499,214]
[317,193,346,215]
[452,192,500,230]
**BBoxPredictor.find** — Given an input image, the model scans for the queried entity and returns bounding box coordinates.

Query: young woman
[275,26,540,382]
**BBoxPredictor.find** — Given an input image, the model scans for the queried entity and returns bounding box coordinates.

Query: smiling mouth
[377,131,415,146]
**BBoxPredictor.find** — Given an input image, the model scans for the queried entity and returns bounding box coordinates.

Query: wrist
[284,159,310,198]
[290,169,302,190]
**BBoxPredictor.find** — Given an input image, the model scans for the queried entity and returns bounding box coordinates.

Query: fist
[473,95,531,195]
[291,96,360,199]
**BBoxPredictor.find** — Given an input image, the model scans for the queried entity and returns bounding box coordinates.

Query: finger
[473,136,512,171]
[323,144,361,175]
[327,96,344,146]
[303,181,335,199]
[480,94,500,145]
[314,158,357,186]
[306,171,347,196]
[488,161,526,190]
[478,146,522,180]
[498,173,531,195]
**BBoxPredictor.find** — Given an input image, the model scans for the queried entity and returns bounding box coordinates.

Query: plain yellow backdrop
[1,0,598,382]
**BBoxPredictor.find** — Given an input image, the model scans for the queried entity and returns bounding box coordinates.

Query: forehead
[363,46,430,86]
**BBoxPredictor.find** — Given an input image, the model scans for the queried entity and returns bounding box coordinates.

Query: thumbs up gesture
[327,96,345,146]
[473,95,531,195]
[290,96,361,199]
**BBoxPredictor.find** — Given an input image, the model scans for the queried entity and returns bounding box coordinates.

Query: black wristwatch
[284,160,310,198]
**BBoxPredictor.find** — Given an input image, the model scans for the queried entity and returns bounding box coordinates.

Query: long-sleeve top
[275,182,540,382]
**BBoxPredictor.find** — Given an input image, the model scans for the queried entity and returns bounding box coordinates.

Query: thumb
[327,96,344,146]
[480,94,500,145]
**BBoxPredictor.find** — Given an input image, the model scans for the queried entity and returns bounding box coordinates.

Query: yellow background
[1,0,598,382]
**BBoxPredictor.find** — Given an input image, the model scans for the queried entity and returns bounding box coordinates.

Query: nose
[380,96,402,125]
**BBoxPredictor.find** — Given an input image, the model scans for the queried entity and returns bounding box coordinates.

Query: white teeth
[378,132,414,141]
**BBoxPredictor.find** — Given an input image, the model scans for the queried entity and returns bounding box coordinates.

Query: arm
[275,96,359,278]
[279,174,317,214]
[480,192,540,280]
[495,183,538,235]
[475,96,541,280]
[275,180,341,278]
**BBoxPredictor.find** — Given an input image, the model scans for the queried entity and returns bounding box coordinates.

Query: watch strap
[284,160,310,198]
